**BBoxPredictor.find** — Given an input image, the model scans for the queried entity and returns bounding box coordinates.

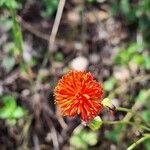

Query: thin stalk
[49,0,66,51]
[11,9,34,87]
[11,9,28,72]
[43,0,66,67]
[116,107,132,112]
[103,120,134,126]
[103,120,150,132]
[127,134,150,150]
[116,107,150,127]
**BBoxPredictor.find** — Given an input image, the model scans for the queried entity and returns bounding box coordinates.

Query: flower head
[54,70,103,122]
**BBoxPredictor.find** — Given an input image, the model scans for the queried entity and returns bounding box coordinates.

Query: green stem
[103,120,134,126]
[123,89,150,122]
[11,9,29,73]
[140,125,150,132]
[116,107,132,112]
[103,120,150,132]
[10,9,35,91]
[127,134,150,150]
[11,9,23,57]
[116,107,148,126]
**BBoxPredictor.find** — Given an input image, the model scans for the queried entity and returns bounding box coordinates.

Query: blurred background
[0,0,150,149]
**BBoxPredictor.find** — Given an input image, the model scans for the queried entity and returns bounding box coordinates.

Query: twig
[60,118,80,147]
[22,116,32,149]
[17,15,80,52]
[42,0,66,68]
[127,134,150,150]
[33,134,40,150]
[44,111,60,150]
[49,0,66,52]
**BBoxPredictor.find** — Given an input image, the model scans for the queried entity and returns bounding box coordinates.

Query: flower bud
[88,116,103,131]
[102,98,115,110]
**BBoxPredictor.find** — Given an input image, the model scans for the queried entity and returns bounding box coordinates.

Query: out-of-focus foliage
[112,0,150,42]
[54,51,64,62]
[136,90,150,123]
[104,77,117,92]
[0,95,27,124]
[104,1,150,145]
[105,125,125,143]
[114,42,150,70]
[86,0,106,3]
[0,0,21,9]
[112,0,150,21]
[41,0,59,17]
[70,127,98,149]
[145,139,150,150]
[136,89,149,103]
[2,56,15,72]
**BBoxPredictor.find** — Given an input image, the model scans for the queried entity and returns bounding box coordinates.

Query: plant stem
[116,107,132,112]
[49,0,66,51]
[123,89,150,122]
[103,120,134,126]
[116,107,150,128]
[103,120,150,132]
[127,134,150,150]
[43,0,66,69]
[11,9,28,72]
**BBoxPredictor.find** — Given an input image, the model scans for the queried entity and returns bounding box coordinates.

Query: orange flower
[54,70,103,122]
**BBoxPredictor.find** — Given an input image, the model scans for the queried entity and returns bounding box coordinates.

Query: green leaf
[12,106,26,118]
[136,89,149,103]
[70,127,98,149]
[2,56,15,72]
[42,0,59,17]
[142,110,150,122]
[131,54,144,65]
[0,0,20,9]
[0,95,27,120]
[114,43,139,65]
[114,50,130,65]
[1,95,16,103]
[120,0,136,21]
[143,55,150,70]
[0,18,13,31]
[145,139,150,150]
[0,0,5,6]
[104,77,117,91]
[70,134,88,149]
[54,52,64,62]
[120,0,130,15]
[127,43,138,54]
[6,0,18,9]
[0,95,17,119]
[111,2,119,15]
[105,125,125,143]
[137,0,150,17]
[82,131,97,146]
